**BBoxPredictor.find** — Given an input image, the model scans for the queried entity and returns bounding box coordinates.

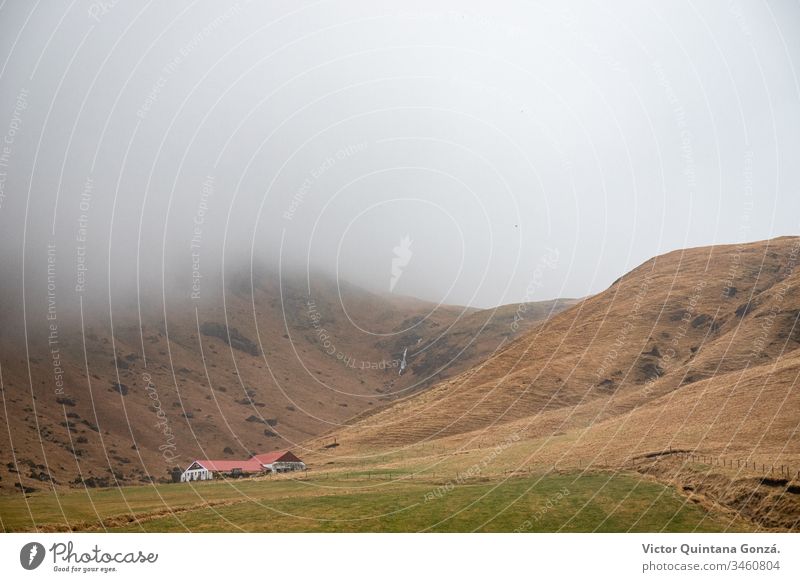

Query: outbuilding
[252,450,306,473]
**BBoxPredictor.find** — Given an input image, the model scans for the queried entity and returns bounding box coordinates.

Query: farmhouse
[180,450,305,482]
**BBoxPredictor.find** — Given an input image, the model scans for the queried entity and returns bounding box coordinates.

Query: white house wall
[181,468,213,482]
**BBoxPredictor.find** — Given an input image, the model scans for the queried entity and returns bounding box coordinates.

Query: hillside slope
[319,237,800,464]
[0,270,572,492]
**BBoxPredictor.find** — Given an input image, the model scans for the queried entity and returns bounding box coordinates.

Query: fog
[1,0,799,316]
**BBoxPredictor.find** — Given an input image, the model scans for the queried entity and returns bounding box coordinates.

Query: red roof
[195,459,262,473]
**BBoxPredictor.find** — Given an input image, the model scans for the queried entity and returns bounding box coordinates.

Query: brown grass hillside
[315,237,800,466]
[299,236,800,529]
[0,271,572,492]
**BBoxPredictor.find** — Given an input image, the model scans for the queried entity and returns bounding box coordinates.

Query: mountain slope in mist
[320,237,800,471]
[0,271,573,491]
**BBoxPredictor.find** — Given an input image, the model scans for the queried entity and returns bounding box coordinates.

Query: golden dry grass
[306,238,800,528]
[0,272,568,492]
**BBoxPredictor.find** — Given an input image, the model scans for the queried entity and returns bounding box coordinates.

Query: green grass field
[0,471,752,533]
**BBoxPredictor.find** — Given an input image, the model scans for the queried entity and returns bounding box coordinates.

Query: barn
[180,450,305,482]
[251,450,306,473]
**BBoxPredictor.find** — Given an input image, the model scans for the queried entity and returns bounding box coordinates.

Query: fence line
[256,452,800,484]
[668,451,799,480]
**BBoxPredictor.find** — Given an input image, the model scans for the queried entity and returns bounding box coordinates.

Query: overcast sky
[1,0,799,310]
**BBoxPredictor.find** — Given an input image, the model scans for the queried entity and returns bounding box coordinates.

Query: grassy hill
[0,270,572,492]
[320,237,800,450]
[2,237,798,531]
[305,237,800,530]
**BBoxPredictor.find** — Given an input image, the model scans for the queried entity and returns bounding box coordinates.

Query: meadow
[0,470,752,533]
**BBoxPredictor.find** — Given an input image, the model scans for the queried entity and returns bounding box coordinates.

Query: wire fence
[668,450,800,480]
[241,449,800,484]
